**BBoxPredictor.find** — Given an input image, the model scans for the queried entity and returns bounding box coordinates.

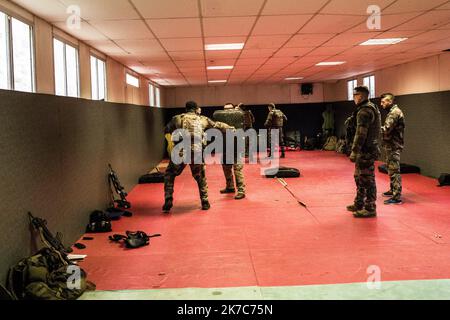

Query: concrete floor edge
[80,279,450,300]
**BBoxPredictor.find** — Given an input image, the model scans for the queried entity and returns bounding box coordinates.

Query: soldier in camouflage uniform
[236,103,255,157]
[347,86,382,218]
[163,101,233,213]
[214,103,246,200]
[380,93,405,205]
[265,103,288,158]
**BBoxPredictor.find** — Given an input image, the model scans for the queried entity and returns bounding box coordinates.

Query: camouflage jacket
[165,111,232,152]
[243,110,255,128]
[382,104,405,150]
[265,109,287,128]
[351,100,382,158]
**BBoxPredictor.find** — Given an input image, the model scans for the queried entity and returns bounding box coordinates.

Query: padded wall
[0,90,165,283]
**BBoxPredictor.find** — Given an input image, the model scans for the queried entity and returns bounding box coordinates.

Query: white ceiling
[11,0,450,87]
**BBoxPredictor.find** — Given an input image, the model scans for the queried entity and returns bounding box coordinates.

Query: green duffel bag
[8,248,95,300]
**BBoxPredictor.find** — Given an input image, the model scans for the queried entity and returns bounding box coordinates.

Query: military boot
[235,193,246,200]
[353,208,377,218]
[220,188,236,194]
[346,204,362,212]
[383,190,393,197]
[162,199,173,213]
[201,200,211,210]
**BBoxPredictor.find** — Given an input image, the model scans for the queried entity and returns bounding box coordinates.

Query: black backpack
[86,211,112,233]
[438,173,450,187]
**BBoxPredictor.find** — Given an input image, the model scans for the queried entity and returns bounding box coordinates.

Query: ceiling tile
[308,46,349,56]
[376,43,423,53]
[320,0,394,15]
[85,40,126,55]
[132,0,199,18]
[373,30,422,38]
[147,18,201,38]
[262,0,329,15]
[392,10,450,31]
[89,20,154,40]
[169,51,205,60]
[53,22,108,41]
[285,34,336,47]
[135,51,172,62]
[12,0,68,22]
[115,39,165,54]
[403,30,450,43]
[438,22,450,29]
[239,49,276,58]
[59,0,139,20]
[201,0,264,17]
[245,35,291,49]
[324,32,382,47]
[273,47,313,58]
[203,17,257,37]
[235,58,267,66]
[175,60,205,67]
[160,38,203,51]
[206,59,237,66]
[348,13,421,32]
[383,0,449,13]
[300,15,366,33]
[252,15,313,35]
[437,2,450,9]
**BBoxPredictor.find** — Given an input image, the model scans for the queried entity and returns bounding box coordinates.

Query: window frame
[126,73,139,88]
[53,36,80,98]
[149,82,155,106]
[347,79,358,101]
[0,10,35,92]
[363,75,376,99]
[155,86,161,107]
[90,54,107,101]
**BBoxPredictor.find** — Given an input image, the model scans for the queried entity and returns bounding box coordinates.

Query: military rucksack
[271,110,286,127]
[213,109,245,129]
[7,248,95,300]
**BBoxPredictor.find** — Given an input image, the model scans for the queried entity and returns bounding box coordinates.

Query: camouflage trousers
[222,164,245,194]
[268,127,285,155]
[164,160,208,202]
[354,155,377,211]
[386,147,402,200]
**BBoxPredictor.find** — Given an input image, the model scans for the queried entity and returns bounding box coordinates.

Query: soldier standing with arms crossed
[380,93,405,205]
[347,86,382,218]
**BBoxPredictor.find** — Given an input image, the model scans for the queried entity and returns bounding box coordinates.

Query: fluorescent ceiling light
[360,38,408,46]
[207,66,234,70]
[316,61,346,66]
[208,80,227,83]
[205,43,245,51]
[285,77,304,80]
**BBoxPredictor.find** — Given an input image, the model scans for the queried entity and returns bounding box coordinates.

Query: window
[155,86,161,107]
[126,73,139,88]
[363,75,376,99]
[53,38,79,97]
[149,83,155,106]
[0,12,8,90]
[90,56,106,100]
[347,79,358,101]
[0,12,34,92]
